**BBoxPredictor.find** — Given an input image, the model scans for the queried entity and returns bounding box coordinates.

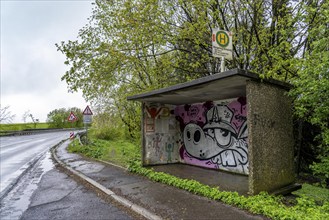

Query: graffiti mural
[175,97,249,174]
[145,104,173,133]
[143,103,180,164]
[145,133,180,164]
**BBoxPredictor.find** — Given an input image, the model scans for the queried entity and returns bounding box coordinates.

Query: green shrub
[68,138,141,167]
[310,155,329,188]
[89,111,125,141]
[90,127,123,141]
[68,139,106,159]
[292,183,329,205]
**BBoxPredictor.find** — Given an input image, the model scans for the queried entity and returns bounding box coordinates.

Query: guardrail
[0,128,84,137]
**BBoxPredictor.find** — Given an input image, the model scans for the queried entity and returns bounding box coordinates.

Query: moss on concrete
[247,80,295,195]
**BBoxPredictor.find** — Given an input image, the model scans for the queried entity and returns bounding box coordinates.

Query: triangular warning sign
[83,105,93,115]
[68,112,78,122]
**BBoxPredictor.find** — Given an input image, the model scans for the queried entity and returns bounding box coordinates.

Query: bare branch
[0,106,16,123]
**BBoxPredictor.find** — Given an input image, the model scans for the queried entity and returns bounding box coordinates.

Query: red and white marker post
[68,111,78,141]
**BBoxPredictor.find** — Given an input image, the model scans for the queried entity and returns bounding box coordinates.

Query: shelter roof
[127,69,290,105]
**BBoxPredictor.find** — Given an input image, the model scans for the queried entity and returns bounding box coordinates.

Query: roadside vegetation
[46,107,84,128]
[68,130,329,220]
[0,107,84,133]
[0,122,50,131]
[68,138,140,168]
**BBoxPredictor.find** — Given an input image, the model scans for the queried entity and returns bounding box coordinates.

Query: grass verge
[292,183,329,205]
[68,138,329,220]
[68,138,140,168]
[0,122,50,131]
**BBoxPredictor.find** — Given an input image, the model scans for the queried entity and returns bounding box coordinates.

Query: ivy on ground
[128,160,329,220]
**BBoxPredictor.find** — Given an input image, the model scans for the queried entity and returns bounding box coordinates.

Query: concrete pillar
[247,80,295,195]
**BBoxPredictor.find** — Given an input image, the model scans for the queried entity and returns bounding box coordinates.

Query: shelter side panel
[174,97,249,175]
[143,103,181,165]
[247,81,295,194]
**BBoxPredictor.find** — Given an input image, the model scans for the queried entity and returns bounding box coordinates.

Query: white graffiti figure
[183,105,248,174]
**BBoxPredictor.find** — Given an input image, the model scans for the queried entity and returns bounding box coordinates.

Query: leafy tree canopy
[57,0,316,99]
[47,107,83,128]
[289,1,329,184]
[57,0,325,133]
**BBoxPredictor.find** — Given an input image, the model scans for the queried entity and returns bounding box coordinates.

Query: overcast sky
[1,0,94,123]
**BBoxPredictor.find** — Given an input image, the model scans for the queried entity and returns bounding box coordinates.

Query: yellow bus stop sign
[212,29,233,60]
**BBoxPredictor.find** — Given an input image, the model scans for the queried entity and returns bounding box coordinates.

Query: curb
[98,159,127,170]
[51,141,162,220]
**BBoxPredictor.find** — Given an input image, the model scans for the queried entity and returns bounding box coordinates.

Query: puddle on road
[0,151,54,220]
[39,151,54,174]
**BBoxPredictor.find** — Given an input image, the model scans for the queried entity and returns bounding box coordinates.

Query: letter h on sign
[218,33,226,44]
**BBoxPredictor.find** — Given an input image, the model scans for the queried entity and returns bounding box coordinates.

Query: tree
[28,113,38,128]
[57,0,314,136]
[90,103,123,140]
[68,107,84,128]
[22,110,31,123]
[0,106,16,123]
[47,107,83,128]
[47,108,66,128]
[289,0,329,185]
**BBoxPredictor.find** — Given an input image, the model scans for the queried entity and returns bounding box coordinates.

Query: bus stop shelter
[128,69,298,195]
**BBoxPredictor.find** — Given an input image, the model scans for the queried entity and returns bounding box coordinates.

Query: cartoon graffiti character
[166,142,174,162]
[153,133,162,157]
[183,105,248,174]
[204,106,236,147]
[183,123,221,160]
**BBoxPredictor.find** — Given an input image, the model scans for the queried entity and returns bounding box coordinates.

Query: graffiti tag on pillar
[253,113,275,129]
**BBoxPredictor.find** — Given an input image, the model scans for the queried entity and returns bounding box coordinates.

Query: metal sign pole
[221,56,225,72]
[85,122,88,141]
[82,106,93,144]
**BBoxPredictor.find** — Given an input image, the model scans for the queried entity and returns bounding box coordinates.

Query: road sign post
[67,112,78,142]
[82,105,93,142]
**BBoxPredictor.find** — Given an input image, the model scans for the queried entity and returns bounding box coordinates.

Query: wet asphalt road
[0,133,139,220]
[0,150,139,220]
[0,131,70,194]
